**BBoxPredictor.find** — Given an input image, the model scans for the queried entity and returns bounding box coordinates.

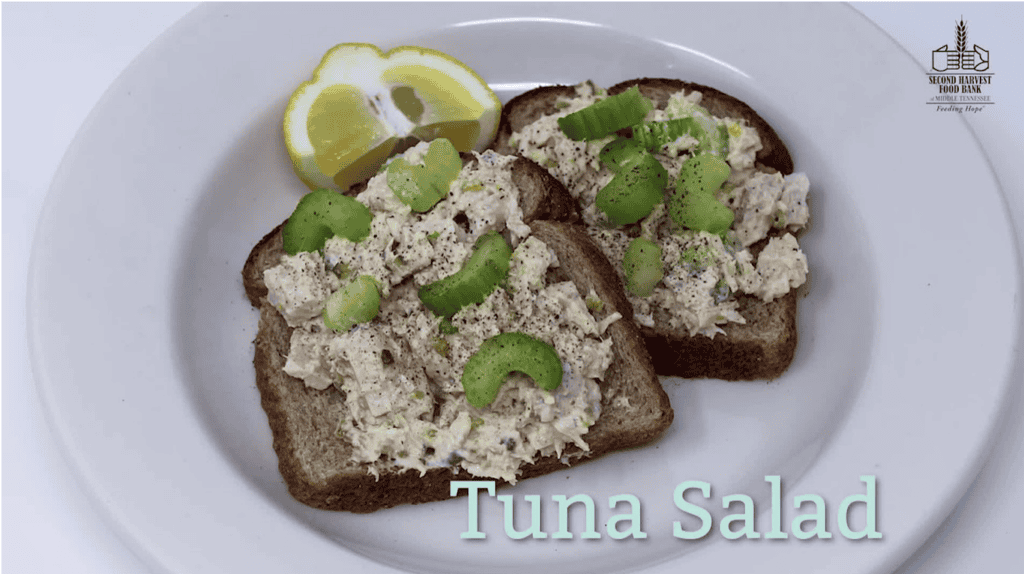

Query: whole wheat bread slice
[492,78,802,381]
[242,156,673,512]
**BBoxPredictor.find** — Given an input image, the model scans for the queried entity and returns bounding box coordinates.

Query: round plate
[29,3,1020,574]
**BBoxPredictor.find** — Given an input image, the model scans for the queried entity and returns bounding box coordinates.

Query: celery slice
[595,153,667,226]
[418,231,512,317]
[668,154,734,235]
[632,118,700,150]
[557,86,653,141]
[387,138,462,212]
[598,137,646,172]
[282,189,373,255]
[323,275,381,332]
[632,116,728,156]
[623,237,664,297]
[461,332,562,408]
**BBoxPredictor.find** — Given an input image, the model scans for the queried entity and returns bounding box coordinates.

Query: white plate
[28,3,1020,574]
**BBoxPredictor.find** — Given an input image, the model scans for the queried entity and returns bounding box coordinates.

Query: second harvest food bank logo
[927,17,994,113]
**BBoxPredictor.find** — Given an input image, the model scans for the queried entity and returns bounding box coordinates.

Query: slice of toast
[493,78,802,381]
[242,156,673,512]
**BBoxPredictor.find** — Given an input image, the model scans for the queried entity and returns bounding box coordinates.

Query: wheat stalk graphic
[956,17,967,52]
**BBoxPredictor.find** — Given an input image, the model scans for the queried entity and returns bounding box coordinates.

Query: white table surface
[4,3,1022,573]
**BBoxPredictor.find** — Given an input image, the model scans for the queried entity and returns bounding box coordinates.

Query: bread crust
[243,159,672,512]
[493,85,580,156]
[641,292,798,381]
[492,78,803,380]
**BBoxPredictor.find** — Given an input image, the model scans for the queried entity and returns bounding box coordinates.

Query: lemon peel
[284,43,501,191]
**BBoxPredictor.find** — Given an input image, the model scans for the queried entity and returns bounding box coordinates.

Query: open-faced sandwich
[244,41,814,512]
[242,140,673,512]
[492,78,811,380]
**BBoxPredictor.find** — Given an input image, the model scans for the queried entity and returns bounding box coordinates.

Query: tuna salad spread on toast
[264,143,617,483]
[244,41,810,513]
[244,134,672,511]
[499,80,810,341]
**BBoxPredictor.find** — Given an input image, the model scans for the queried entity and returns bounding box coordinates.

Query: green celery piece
[633,115,728,156]
[668,154,734,235]
[598,137,646,172]
[387,138,462,212]
[595,152,668,226]
[418,231,512,317]
[461,332,562,408]
[623,237,664,297]
[323,275,381,332]
[281,189,373,255]
[557,86,653,141]
[632,118,700,150]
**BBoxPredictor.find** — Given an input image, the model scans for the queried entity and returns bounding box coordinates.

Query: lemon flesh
[382,64,486,151]
[306,85,398,189]
[283,44,500,191]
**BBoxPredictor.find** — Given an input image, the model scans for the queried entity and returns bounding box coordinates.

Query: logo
[926,17,994,113]
[932,18,989,72]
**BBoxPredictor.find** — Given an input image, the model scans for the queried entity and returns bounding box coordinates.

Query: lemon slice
[284,43,501,191]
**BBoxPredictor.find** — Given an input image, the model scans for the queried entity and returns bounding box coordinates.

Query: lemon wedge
[284,43,501,191]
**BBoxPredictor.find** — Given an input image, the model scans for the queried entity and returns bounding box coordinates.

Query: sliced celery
[557,86,653,141]
[595,152,667,226]
[418,231,512,317]
[387,138,462,212]
[323,275,381,332]
[461,332,562,408]
[281,189,373,255]
[623,237,664,297]
[668,154,734,235]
